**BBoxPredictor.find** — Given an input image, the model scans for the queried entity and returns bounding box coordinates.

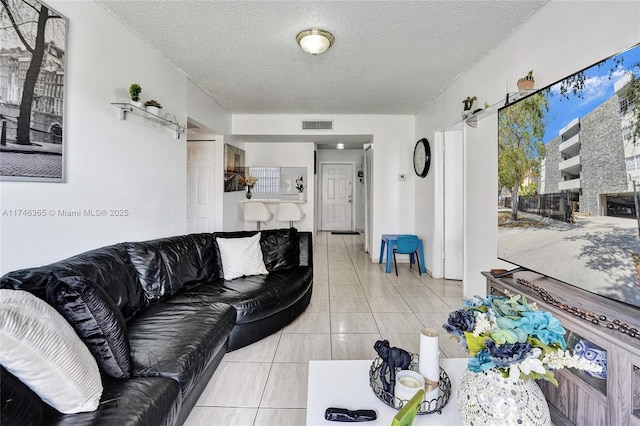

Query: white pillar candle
[423,378,439,403]
[418,328,440,384]
[394,370,425,408]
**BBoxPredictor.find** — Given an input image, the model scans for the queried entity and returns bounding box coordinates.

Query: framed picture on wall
[0,0,68,182]
[224,144,246,192]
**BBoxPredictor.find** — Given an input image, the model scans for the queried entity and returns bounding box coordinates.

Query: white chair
[276,203,305,228]
[243,202,272,230]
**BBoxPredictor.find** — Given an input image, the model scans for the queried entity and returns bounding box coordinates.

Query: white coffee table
[306,358,467,425]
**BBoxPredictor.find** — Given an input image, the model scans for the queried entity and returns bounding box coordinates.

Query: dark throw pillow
[47,273,132,379]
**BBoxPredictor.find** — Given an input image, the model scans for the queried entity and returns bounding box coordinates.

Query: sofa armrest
[298,232,313,267]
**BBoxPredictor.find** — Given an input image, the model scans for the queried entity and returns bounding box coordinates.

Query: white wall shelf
[446,89,539,130]
[111,102,185,139]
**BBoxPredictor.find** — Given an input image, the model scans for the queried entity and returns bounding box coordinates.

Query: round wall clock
[413,138,431,177]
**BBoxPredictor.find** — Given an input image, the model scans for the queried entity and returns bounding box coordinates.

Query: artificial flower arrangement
[443,293,602,385]
[243,175,258,187]
[295,176,305,193]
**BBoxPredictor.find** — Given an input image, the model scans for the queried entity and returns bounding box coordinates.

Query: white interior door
[187,142,216,233]
[443,129,464,280]
[321,163,353,231]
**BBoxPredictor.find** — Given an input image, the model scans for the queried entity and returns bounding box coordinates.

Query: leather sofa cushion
[52,245,146,320]
[0,245,145,321]
[260,228,300,271]
[128,301,236,398]
[171,266,313,325]
[124,234,218,303]
[1,366,44,426]
[46,376,182,426]
[0,268,53,301]
[47,273,132,379]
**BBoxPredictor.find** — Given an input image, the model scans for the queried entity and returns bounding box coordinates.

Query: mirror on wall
[246,167,307,200]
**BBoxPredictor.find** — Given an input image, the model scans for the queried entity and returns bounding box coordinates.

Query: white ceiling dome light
[296,29,334,55]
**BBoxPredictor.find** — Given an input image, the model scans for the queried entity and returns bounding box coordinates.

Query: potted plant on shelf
[517,70,535,92]
[462,96,477,111]
[129,83,142,108]
[144,99,162,116]
[462,96,479,119]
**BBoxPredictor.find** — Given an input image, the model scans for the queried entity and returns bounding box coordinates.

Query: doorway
[320,162,355,231]
[186,119,218,233]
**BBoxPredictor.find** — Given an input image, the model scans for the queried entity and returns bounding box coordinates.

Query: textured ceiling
[97,1,547,115]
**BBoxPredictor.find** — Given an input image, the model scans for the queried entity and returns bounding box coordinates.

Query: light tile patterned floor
[184,232,467,426]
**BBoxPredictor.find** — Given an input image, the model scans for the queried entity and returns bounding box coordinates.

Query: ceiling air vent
[302,120,333,130]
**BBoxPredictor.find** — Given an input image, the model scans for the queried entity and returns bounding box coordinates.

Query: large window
[250,167,280,194]
[626,154,640,171]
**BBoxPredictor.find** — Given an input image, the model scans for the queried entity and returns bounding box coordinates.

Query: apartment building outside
[539,75,638,219]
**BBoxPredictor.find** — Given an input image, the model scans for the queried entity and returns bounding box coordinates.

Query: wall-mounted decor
[224,144,245,192]
[0,0,68,182]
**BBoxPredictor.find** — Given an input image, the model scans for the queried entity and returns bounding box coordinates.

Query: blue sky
[542,44,640,143]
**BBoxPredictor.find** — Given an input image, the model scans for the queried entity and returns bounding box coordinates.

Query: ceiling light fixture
[337,143,345,150]
[296,29,334,55]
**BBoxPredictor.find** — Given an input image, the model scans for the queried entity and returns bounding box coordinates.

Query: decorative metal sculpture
[374,339,411,396]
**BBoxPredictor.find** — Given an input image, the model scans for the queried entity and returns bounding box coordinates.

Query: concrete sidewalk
[498,212,640,307]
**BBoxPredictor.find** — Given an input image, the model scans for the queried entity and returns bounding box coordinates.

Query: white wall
[316,149,366,230]
[243,142,315,231]
[415,1,640,297]
[0,2,230,273]
[233,114,415,260]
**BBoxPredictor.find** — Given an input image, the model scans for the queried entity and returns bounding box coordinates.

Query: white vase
[457,368,550,426]
[130,101,143,109]
[298,192,304,201]
[146,106,161,116]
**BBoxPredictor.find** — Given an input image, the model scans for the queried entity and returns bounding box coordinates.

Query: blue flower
[485,340,531,368]
[464,295,498,309]
[495,317,532,343]
[515,311,566,348]
[444,309,475,334]
[468,349,495,372]
[440,292,595,385]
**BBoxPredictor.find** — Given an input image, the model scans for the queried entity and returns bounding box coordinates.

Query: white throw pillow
[0,290,103,414]
[217,233,269,280]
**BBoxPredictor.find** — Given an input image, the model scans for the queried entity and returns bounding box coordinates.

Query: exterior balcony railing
[559,178,581,192]
[559,155,581,175]
[559,133,581,156]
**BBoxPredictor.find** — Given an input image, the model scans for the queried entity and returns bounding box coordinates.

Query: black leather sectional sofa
[0,228,312,426]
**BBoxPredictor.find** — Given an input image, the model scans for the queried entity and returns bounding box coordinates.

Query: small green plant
[517,71,535,91]
[144,99,162,109]
[129,83,142,102]
[519,70,534,82]
[462,96,477,111]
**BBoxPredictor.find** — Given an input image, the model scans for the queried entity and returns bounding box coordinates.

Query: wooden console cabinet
[484,271,640,426]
